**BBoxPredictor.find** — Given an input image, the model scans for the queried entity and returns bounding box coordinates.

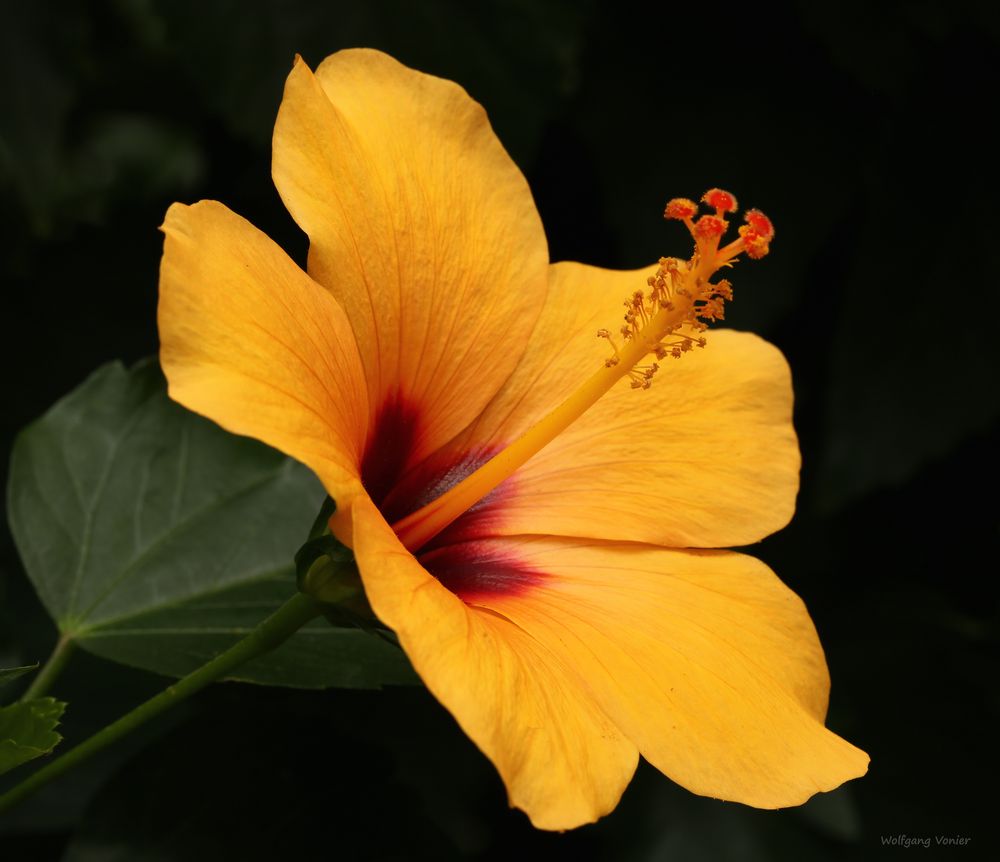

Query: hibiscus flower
[157,48,868,830]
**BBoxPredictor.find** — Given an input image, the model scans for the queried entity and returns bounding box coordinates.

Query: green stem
[20,634,76,702]
[0,591,323,815]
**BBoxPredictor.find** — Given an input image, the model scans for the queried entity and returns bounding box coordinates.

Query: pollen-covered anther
[597,327,623,367]
[702,188,738,214]
[698,297,726,321]
[628,364,656,389]
[658,330,707,359]
[713,279,734,301]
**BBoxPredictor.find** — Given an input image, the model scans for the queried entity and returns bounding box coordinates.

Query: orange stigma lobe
[664,198,698,220]
[744,208,775,239]
[702,188,738,214]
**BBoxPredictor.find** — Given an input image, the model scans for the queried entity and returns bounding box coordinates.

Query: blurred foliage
[0,698,65,776]
[0,666,38,688]
[1,0,997,858]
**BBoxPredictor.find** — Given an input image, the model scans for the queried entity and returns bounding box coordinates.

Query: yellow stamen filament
[392,295,692,550]
[391,191,771,552]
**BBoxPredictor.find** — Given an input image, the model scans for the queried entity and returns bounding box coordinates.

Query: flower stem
[19,634,76,702]
[0,591,324,815]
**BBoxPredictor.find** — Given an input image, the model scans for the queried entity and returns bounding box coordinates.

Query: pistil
[392,189,773,552]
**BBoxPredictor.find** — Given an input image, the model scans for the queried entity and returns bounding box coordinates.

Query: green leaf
[0,698,65,776]
[0,665,38,688]
[78,576,416,690]
[8,359,415,689]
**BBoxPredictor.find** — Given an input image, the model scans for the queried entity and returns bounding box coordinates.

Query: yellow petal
[272,50,549,486]
[471,536,869,808]
[159,200,368,503]
[398,261,799,548]
[505,323,799,547]
[350,495,638,831]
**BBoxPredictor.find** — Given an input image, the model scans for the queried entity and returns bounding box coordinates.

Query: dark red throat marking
[419,541,545,602]
[360,392,422,510]
[361,392,541,598]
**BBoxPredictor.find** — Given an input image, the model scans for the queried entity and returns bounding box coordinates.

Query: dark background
[1,1,998,859]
